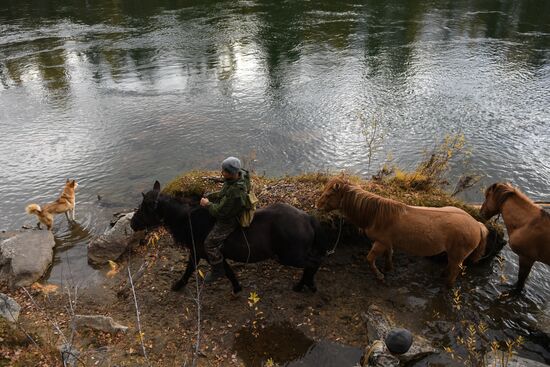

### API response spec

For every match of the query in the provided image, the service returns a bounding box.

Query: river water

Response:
[1,0,549,364]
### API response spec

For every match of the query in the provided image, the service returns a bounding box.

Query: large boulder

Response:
[72,314,128,333]
[0,230,55,288]
[0,293,21,323]
[87,212,141,266]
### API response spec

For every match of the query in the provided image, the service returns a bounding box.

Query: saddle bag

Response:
[239,191,259,227]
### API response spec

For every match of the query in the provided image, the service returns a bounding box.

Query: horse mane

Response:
[488,182,535,210]
[340,182,407,230]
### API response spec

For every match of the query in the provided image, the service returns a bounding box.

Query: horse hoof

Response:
[292,283,304,292]
[230,291,241,299]
[171,282,185,292]
[376,273,385,281]
[233,286,243,295]
[307,284,317,293]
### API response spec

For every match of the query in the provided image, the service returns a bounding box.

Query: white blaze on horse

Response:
[480,182,550,291]
[317,177,489,287]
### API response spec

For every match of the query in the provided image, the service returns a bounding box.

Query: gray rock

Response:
[398,334,437,364]
[73,314,128,333]
[0,230,55,288]
[59,343,80,367]
[0,293,21,323]
[87,212,141,266]
[538,307,550,335]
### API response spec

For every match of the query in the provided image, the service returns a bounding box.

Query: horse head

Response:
[131,180,163,232]
[480,182,514,220]
[317,177,348,211]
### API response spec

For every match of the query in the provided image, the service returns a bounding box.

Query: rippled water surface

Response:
[1,0,549,364]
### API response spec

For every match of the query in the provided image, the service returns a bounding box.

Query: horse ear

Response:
[153,181,161,191]
[333,183,340,190]
[142,192,146,198]
[66,178,70,183]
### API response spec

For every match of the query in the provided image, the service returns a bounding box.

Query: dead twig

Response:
[128,264,150,365]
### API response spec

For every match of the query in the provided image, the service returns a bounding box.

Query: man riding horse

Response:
[199,156,251,283]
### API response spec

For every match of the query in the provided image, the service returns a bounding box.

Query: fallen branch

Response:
[117,261,149,297]
[128,264,150,365]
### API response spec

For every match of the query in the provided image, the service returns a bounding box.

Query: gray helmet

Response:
[384,328,413,355]
[221,156,241,174]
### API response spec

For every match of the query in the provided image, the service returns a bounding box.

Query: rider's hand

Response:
[200,198,210,207]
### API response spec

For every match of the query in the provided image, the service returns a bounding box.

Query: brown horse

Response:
[480,182,550,291]
[317,177,489,287]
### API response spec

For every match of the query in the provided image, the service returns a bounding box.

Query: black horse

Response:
[130,181,328,294]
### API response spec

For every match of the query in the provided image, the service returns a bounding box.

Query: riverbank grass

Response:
[162,170,484,220]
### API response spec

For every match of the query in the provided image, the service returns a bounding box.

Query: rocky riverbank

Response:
[3,171,537,367]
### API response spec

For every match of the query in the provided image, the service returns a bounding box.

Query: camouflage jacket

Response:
[206,170,250,222]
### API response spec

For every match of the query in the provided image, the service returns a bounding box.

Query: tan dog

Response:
[26,179,78,230]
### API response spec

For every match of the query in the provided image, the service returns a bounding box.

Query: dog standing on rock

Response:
[26,179,78,230]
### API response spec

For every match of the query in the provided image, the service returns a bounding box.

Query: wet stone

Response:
[0,229,55,288]
[0,293,21,323]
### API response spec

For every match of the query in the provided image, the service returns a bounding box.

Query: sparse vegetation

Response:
[445,287,525,367]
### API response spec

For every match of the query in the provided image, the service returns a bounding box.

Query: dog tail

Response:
[26,203,42,215]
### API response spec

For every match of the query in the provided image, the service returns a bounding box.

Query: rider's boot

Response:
[204,262,225,283]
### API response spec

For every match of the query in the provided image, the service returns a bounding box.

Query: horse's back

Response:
[223,203,319,266]
[388,205,483,256]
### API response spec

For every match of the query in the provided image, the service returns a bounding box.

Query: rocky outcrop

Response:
[87,213,142,266]
[0,293,21,323]
[0,230,55,288]
[73,314,128,333]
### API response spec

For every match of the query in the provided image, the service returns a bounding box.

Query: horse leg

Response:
[222,260,242,295]
[367,241,387,280]
[293,265,319,293]
[514,256,534,291]
[172,252,197,291]
[384,247,394,272]
[445,258,462,288]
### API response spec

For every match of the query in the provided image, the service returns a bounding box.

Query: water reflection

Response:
[0,0,549,362]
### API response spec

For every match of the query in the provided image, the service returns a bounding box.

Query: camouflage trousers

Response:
[204,220,238,265]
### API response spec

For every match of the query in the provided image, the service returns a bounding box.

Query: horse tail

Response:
[309,216,329,257]
[470,222,489,263]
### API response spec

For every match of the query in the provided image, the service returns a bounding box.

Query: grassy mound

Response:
[163,171,482,219]
[161,170,504,253]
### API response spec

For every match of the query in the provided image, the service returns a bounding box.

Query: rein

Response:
[186,211,200,269]
[240,227,251,265]
[327,216,343,256]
